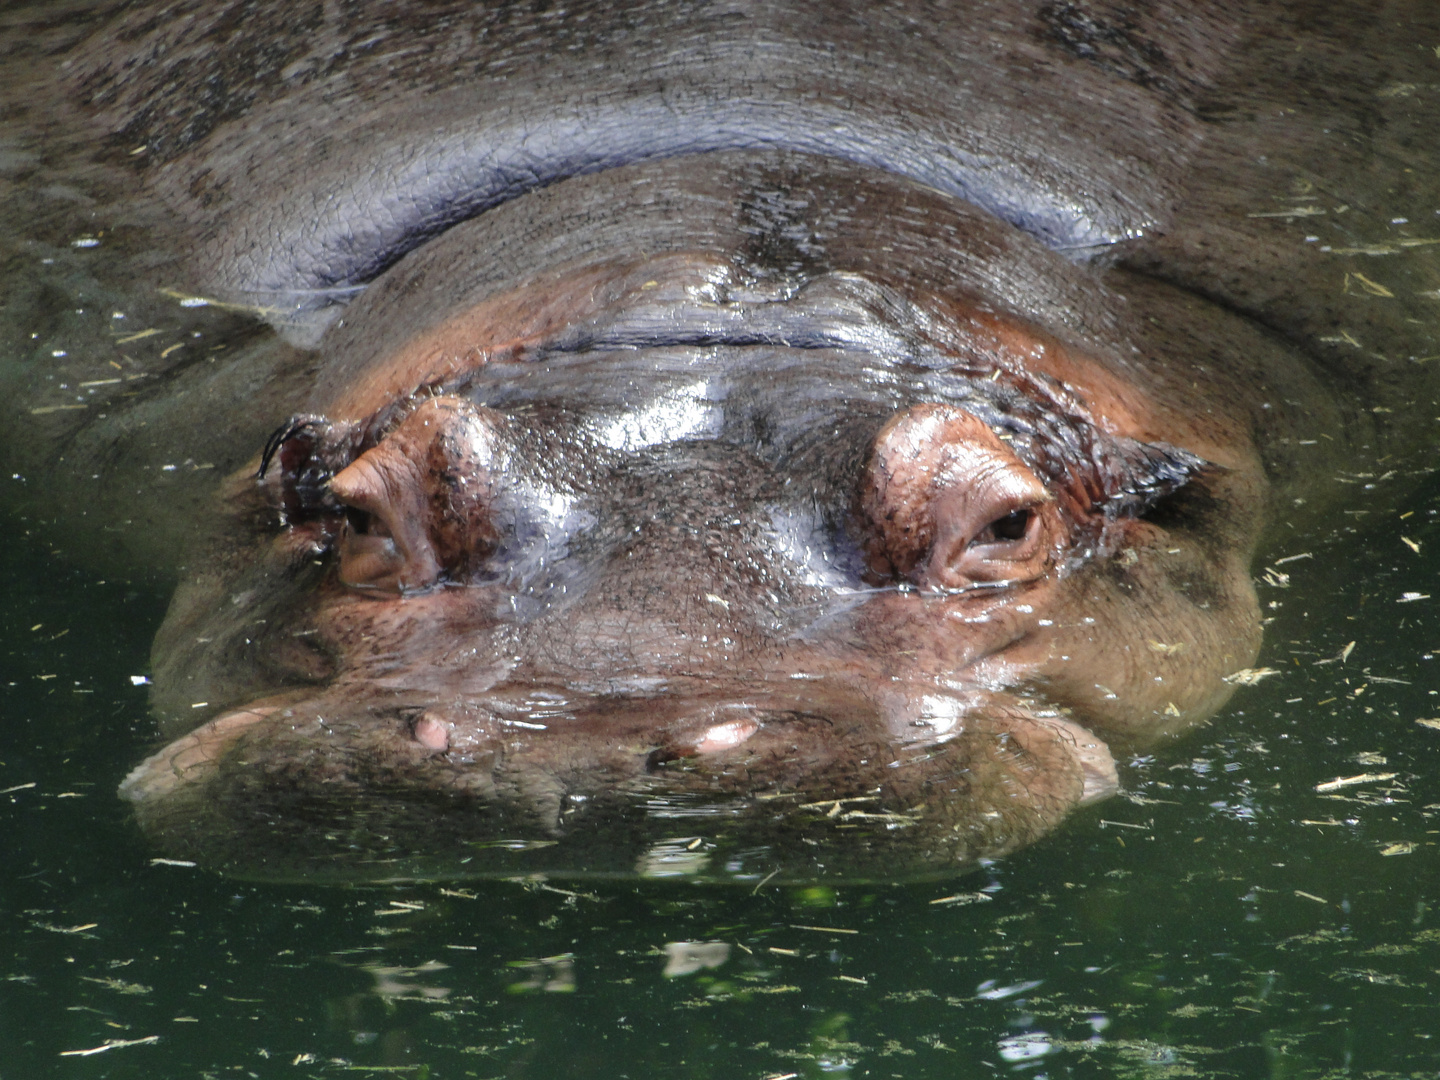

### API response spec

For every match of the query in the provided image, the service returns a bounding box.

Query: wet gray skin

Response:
[1,1,1436,882]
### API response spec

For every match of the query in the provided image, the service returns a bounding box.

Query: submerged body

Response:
[1,0,1434,881]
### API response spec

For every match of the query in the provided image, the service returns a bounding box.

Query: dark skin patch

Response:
[735,180,830,287]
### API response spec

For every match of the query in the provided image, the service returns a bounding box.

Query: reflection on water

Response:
[2,480,1438,1077]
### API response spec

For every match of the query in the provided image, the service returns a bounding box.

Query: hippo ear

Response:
[1091,433,1213,518]
[257,414,361,525]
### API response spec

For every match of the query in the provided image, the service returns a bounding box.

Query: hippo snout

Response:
[121,674,1117,883]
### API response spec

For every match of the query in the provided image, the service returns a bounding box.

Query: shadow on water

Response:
[2,479,1438,1078]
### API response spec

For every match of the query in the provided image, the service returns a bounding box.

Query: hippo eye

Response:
[979,507,1034,545]
[930,488,1051,586]
[326,396,504,596]
[862,404,1062,591]
[329,434,443,594]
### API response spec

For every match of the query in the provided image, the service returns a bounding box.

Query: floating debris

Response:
[1247,206,1327,218]
[930,892,994,906]
[837,809,920,825]
[34,921,98,935]
[799,795,879,811]
[1416,718,1440,732]
[1224,667,1282,686]
[29,404,88,415]
[1398,592,1430,603]
[473,840,558,853]
[158,287,287,317]
[1379,841,1417,856]
[378,900,425,913]
[663,940,730,978]
[1346,271,1395,297]
[80,975,152,995]
[1315,772,1398,793]
[59,1036,159,1057]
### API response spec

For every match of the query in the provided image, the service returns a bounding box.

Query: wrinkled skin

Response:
[2,0,1436,882]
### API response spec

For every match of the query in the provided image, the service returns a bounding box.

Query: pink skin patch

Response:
[412,715,450,751]
[691,717,759,755]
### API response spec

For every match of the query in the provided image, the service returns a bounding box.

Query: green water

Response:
[4,473,1438,1078]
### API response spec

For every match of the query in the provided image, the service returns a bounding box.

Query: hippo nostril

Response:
[649,706,764,770]
[862,404,1059,589]
[411,713,450,751]
[329,436,442,593]
[692,717,759,754]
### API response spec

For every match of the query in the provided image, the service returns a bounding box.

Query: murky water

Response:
[4,473,1438,1077]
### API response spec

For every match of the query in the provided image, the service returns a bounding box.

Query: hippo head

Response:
[120,155,1264,883]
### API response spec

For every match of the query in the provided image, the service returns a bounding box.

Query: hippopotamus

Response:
[2,0,1436,882]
